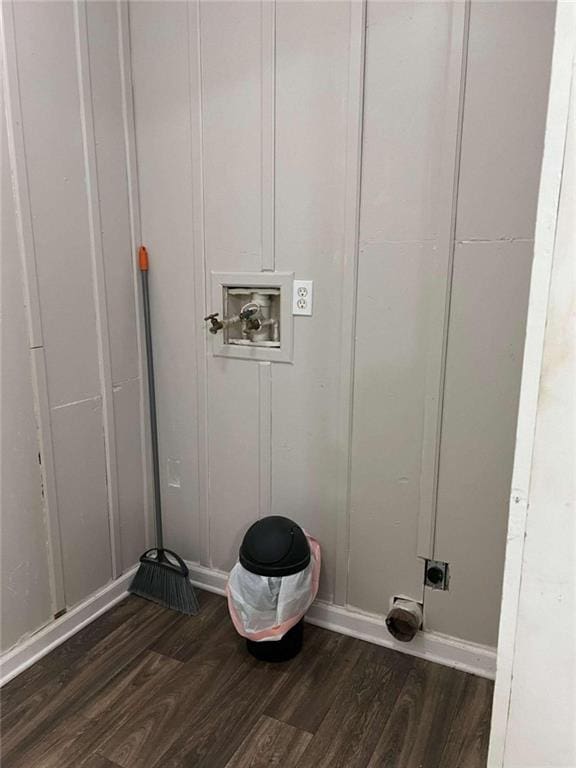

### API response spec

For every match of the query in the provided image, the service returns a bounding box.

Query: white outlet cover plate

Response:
[293,280,313,316]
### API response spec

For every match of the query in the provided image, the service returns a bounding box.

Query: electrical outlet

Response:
[292,280,313,316]
[424,559,449,590]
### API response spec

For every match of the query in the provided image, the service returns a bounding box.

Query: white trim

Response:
[487,5,576,766]
[1,561,495,687]
[185,562,495,679]
[0,567,138,688]
[187,562,229,595]
[306,601,495,680]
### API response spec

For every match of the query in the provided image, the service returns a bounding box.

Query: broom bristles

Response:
[129,560,200,615]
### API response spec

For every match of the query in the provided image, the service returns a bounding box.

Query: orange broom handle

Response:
[139,245,149,272]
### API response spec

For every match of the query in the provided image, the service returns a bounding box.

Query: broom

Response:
[129,246,200,616]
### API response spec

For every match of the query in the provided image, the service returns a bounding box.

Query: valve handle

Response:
[204,312,224,334]
[239,302,260,321]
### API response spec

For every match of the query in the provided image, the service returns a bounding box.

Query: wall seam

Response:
[257,362,273,519]
[416,0,471,561]
[260,0,276,272]
[257,0,275,529]
[74,0,122,577]
[187,0,211,567]
[334,0,367,607]
[117,0,152,552]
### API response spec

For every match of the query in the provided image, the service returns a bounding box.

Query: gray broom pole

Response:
[139,246,163,551]
[130,247,198,614]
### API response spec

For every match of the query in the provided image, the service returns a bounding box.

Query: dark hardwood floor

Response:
[0,591,493,768]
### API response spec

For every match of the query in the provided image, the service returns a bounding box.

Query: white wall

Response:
[1,0,147,653]
[0,0,556,664]
[489,4,576,764]
[424,0,556,645]
[1,106,53,651]
[129,0,555,650]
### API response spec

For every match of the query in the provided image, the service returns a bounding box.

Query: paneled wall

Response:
[2,108,53,651]
[425,1,556,645]
[129,0,554,648]
[349,1,463,617]
[2,0,555,657]
[1,0,147,651]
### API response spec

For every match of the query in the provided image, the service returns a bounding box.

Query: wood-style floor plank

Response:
[366,658,469,768]
[2,709,92,768]
[95,603,283,767]
[1,598,180,765]
[438,674,494,768]
[78,624,238,768]
[0,591,494,768]
[224,715,312,768]
[9,651,184,768]
[0,596,143,718]
[132,645,289,768]
[80,756,122,768]
[150,590,226,662]
[265,626,363,733]
[295,642,414,768]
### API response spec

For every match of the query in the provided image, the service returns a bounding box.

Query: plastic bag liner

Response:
[227,534,321,642]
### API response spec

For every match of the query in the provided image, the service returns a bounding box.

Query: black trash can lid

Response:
[240,516,310,577]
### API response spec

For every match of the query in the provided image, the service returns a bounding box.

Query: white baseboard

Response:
[305,601,496,679]
[1,561,495,687]
[0,566,137,687]
[188,562,230,595]
[186,562,496,680]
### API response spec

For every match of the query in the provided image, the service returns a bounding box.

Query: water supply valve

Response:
[204,288,280,347]
[204,312,224,334]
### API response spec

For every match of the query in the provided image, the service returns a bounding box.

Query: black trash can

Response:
[239,515,310,662]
